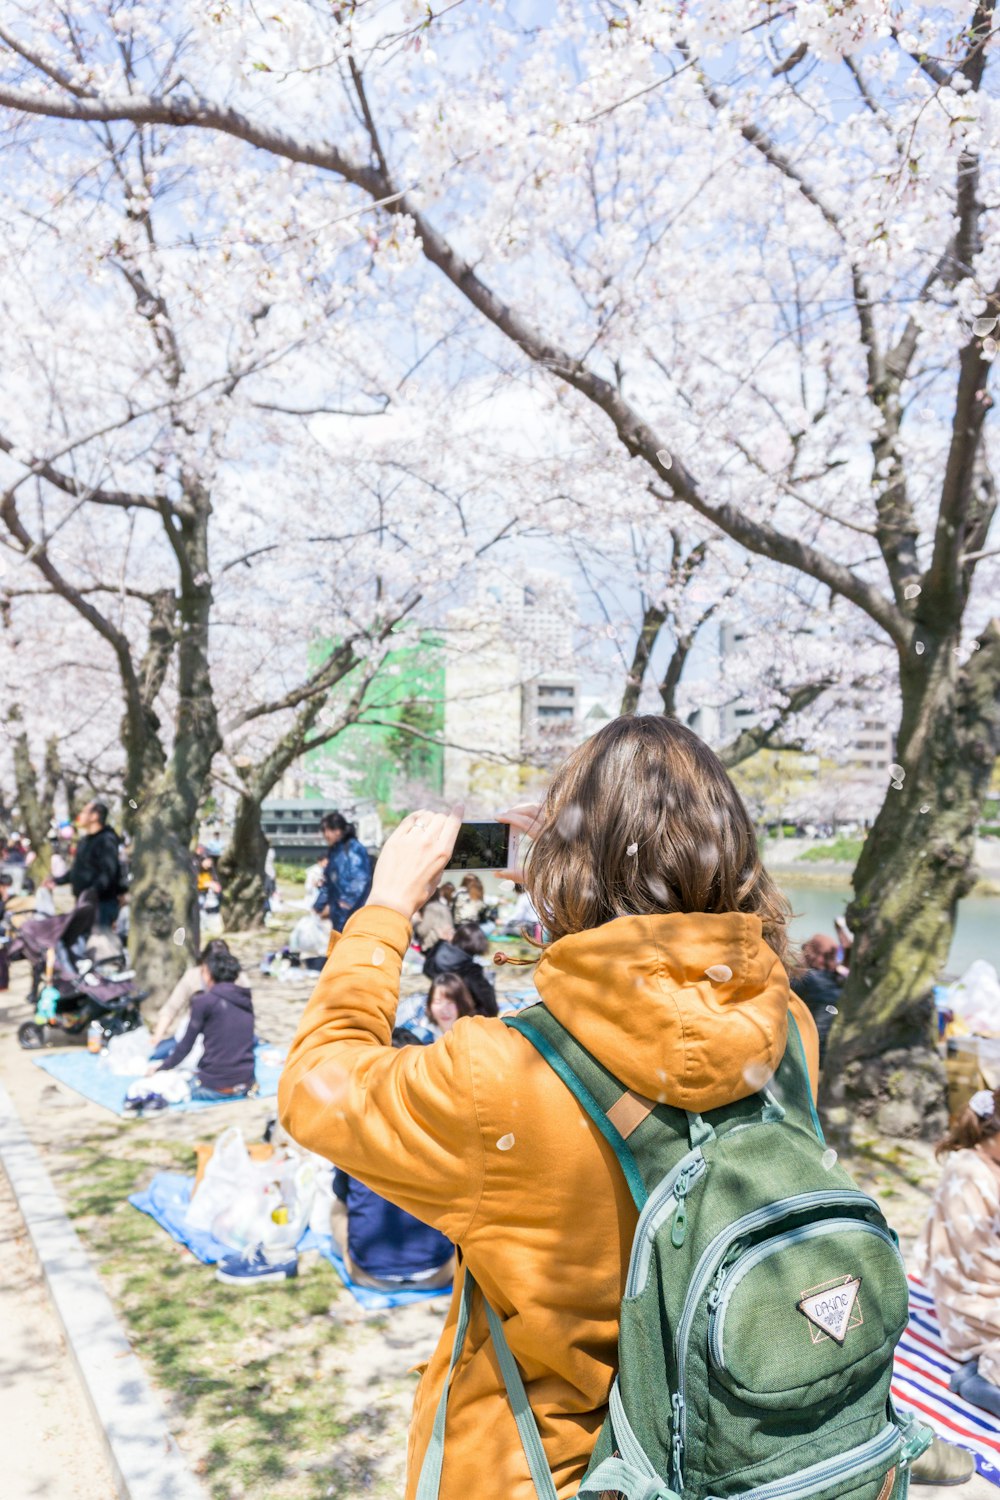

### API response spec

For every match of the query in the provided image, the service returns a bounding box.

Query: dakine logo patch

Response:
[797,1275,863,1345]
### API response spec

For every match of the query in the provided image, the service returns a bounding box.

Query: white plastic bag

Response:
[104,1024,152,1075]
[186,1127,322,1250]
[948,960,1000,1038]
[289,912,329,956]
[187,1126,258,1233]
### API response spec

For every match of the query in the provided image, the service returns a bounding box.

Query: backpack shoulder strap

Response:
[773,1011,826,1145]
[506,1004,710,1210]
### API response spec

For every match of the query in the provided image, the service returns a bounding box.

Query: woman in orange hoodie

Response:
[279,716,819,1499]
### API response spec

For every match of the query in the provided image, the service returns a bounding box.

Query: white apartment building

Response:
[443,577,580,807]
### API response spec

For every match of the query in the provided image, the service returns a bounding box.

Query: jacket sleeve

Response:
[159,993,207,1071]
[278,907,486,1243]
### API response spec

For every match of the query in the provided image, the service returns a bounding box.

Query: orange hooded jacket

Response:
[278,904,820,1500]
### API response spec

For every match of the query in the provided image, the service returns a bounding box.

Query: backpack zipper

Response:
[708,1217,903,1372]
[625,1151,706,1297]
[703,1420,902,1500]
[670,1164,699,1248]
[671,1188,885,1486]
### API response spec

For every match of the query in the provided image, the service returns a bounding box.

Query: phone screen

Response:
[451,821,509,870]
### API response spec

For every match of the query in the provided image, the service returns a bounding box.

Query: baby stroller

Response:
[5,890,147,1049]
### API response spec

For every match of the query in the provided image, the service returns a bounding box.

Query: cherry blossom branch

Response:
[0,76,909,648]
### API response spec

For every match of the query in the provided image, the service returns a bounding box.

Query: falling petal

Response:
[891,779,903,790]
[889,763,905,781]
[304,1063,349,1106]
[656,448,673,469]
[128,798,138,808]
[371,946,385,966]
[626,841,638,856]
[973,315,997,336]
[919,804,930,814]
[742,1061,772,1089]
[556,804,584,841]
[971,641,981,651]
[904,583,921,599]
[173,927,186,945]
[705,964,733,983]
[915,641,925,655]
[825,1005,839,1016]
[984,337,998,357]
[496,1133,516,1151]
[821,1148,838,1171]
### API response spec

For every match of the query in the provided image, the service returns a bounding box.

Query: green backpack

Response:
[417,1003,932,1500]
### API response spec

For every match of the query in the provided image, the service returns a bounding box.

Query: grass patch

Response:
[275,862,307,885]
[62,1131,361,1499]
[796,836,864,864]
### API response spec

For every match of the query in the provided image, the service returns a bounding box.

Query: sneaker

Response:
[215,1244,298,1285]
[910,1437,975,1486]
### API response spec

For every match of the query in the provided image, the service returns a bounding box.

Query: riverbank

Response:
[764,837,1000,899]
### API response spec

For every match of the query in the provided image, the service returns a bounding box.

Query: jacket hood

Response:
[212,982,253,1012]
[533,911,791,1113]
[426,942,476,974]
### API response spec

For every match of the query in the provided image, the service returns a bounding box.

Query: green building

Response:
[304,633,445,817]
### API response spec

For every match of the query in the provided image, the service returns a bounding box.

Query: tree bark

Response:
[619,602,668,715]
[822,621,1000,1139]
[129,492,221,1011]
[218,785,271,932]
[8,709,56,880]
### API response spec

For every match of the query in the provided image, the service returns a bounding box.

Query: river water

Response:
[779,879,999,981]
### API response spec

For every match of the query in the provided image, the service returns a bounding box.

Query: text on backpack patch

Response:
[797,1275,863,1345]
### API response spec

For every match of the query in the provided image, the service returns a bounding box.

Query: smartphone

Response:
[450,820,519,871]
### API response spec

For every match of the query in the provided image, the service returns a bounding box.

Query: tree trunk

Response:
[9,712,56,880]
[821,622,1000,1140]
[129,493,221,1011]
[218,787,270,931]
[129,789,205,1011]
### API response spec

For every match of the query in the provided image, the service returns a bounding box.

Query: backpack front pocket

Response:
[708,1219,908,1410]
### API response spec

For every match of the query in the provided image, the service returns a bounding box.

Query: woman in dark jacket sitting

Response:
[422,920,498,1017]
[151,946,256,1101]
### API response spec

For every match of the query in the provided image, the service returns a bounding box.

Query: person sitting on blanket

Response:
[148,938,251,1058]
[148,946,257,1102]
[330,1028,455,1291]
[916,1085,1000,1420]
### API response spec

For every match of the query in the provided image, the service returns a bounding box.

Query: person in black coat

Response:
[422,921,498,1017]
[789,933,843,1069]
[47,801,122,928]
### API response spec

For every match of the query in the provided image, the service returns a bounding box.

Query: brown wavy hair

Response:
[523,715,790,960]
[936,1087,1000,1157]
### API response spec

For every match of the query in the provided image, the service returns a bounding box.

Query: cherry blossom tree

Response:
[2,3,1000,1130]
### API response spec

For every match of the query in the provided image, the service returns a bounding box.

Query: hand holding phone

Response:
[494,803,545,883]
[368,807,463,921]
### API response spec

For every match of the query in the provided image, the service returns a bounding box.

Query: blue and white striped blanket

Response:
[893,1275,1000,1486]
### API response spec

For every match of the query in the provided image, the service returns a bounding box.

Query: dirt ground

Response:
[0,1167,117,1500]
[0,903,992,1499]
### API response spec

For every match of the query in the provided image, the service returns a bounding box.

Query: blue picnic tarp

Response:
[130,1171,452,1311]
[33,1043,285,1117]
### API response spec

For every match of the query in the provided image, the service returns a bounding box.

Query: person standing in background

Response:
[313,812,372,932]
[46,800,122,929]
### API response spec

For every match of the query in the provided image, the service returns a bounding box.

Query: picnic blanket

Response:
[893,1274,1000,1486]
[34,1043,285,1117]
[130,1171,452,1311]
